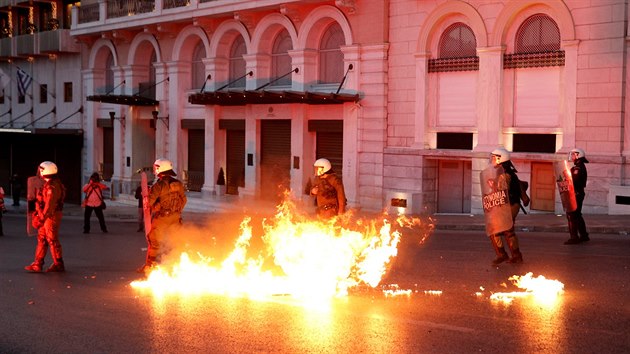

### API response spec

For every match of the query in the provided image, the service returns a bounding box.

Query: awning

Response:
[188,90,361,106]
[86,94,158,106]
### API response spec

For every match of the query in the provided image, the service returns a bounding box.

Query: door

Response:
[102,127,113,181]
[316,131,343,174]
[437,160,471,213]
[226,129,245,195]
[187,129,205,192]
[260,120,291,201]
[531,162,554,211]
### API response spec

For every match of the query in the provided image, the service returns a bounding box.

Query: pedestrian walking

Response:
[564,148,590,244]
[9,173,22,206]
[134,183,144,232]
[137,158,187,275]
[0,186,6,236]
[82,172,109,234]
[309,158,346,219]
[24,161,67,273]
[484,148,524,265]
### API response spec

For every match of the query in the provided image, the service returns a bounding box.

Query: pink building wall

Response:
[385,0,629,214]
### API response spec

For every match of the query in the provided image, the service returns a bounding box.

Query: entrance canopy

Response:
[86,94,158,106]
[188,90,360,106]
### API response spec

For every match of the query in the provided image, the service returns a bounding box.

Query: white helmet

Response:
[39,161,58,176]
[491,148,511,164]
[569,148,586,160]
[314,158,332,176]
[153,158,174,175]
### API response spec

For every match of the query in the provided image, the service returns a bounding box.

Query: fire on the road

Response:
[131,199,430,300]
[489,272,565,305]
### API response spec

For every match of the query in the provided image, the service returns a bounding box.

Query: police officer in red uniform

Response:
[25,161,66,272]
[564,148,590,244]
[488,148,524,265]
[137,158,187,274]
[310,158,346,219]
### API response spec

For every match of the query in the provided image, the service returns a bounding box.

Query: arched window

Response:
[438,23,476,58]
[515,14,560,53]
[229,36,246,88]
[105,52,114,93]
[271,30,292,87]
[509,14,562,129]
[191,42,206,90]
[319,23,344,84]
[139,50,157,99]
[432,22,478,128]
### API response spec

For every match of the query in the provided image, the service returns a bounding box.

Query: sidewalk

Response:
[3,196,628,235]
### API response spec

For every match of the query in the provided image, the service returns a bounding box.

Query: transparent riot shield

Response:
[26,175,44,236]
[480,165,513,236]
[554,160,577,213]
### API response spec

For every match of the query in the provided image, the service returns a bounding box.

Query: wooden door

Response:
[531,162,554,211]
[438,160,471,213]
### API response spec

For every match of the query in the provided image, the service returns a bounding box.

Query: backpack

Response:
[519,180,530,207]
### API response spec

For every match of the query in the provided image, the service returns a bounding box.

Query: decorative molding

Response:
[280,5,301,23]
[335,0,356,14]
[234,12,255,30]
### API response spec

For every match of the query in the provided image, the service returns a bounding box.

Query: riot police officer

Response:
[564,148,590,244]
[488,148,524,264]
[310,158,346,219]
[137,158,187,274]
[25,161,66,272]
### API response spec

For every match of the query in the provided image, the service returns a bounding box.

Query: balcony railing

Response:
[38,29,80,54]
[15,34,34,56]
[164,0,189,10]
[79,3,100,24]
[108,0,155,19]
[0,37,13,57]
[75,0,232,26]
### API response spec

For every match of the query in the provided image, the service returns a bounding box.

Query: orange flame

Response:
[489,272,564,305]
[131,199,430,301]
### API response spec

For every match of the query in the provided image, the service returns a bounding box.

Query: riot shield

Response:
[26,175,45,236]
[480,165,513,236]
[554,160,577,213]
[141,171,152,235]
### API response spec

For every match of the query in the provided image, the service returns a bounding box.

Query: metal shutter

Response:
[316,131,343,174]
[260,120,291,200]
[102,127,114,181]
[226,129,245,195]
[187,129,205,192]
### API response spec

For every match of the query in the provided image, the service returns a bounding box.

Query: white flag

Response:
[17,67,32,97]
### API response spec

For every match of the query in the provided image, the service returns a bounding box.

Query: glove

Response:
[32,213,44,229]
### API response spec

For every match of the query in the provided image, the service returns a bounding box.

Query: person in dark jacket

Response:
[9,173,22,206]
[488,148,524,265]
[309,158,346,219]
[564,148,590,244]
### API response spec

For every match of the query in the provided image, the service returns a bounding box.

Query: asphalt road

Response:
[0,211,628,353]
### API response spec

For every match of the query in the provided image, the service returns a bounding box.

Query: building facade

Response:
[2,0,628,215]
[0,0,83,203]
[384,0,630,215]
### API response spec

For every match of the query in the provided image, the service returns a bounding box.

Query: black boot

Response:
[508,248,523,263]
[46,259,65,272]
[505,232,523,264]
[577,217,589,242]
[490,235,509,265]
[564,215,581,245]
